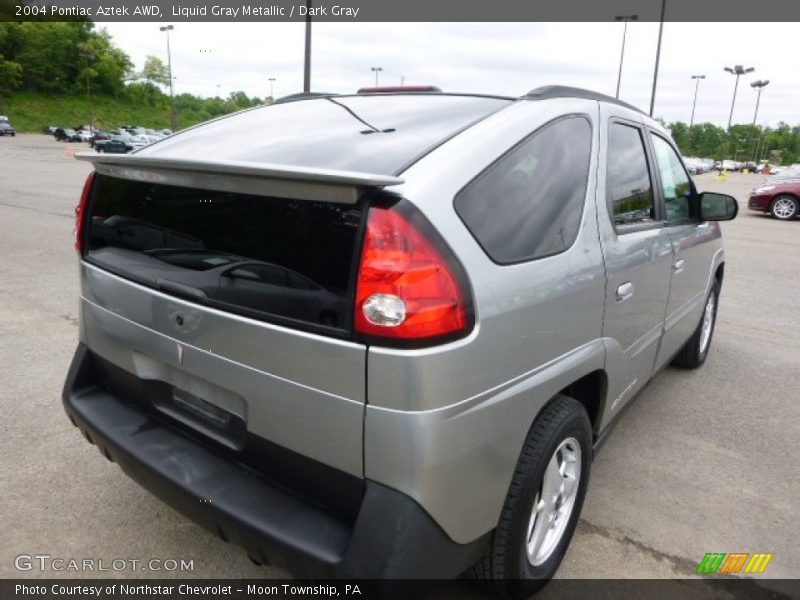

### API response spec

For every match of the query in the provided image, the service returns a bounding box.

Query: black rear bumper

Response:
[62,343,488,579]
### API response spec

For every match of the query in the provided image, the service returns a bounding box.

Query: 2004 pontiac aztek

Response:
[63,86,737,595]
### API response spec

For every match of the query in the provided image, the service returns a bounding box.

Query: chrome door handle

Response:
[616,282,634,302]
[673,259,685,274]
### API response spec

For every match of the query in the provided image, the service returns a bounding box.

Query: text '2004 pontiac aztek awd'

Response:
[63,86,737,596]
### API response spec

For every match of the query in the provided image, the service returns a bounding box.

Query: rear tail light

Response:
[74,171,96,254]
[354,199,473,346]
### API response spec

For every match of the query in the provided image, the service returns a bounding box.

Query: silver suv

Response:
[63,86,737,593]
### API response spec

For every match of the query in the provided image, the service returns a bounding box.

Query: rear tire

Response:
[672,280,719,369]
[770,195,798,220]
[471,395,592,598]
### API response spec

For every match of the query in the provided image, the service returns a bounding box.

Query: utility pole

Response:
[268,77,276,101]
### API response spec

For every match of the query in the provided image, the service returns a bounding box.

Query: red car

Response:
[748,179,800,220]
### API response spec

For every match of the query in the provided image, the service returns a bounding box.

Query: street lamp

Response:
[159,25,177,132]
[649,0,666,117]
[268,77,276,100]
[304,0,312,92]
[79,51,95,133]
[723,64,754,130]
[614,14,638,99]
[371,66,383,87]
[689,74,705,128]
[750,79,769,126]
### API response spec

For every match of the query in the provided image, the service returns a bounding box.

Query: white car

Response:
[128,135,150,150]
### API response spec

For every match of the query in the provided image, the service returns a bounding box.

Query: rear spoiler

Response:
[74,153,403,204]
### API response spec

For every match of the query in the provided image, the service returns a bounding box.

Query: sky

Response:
[101,22,800,128]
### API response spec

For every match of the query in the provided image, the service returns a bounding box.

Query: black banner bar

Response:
[3,0,800,22]
[3,579,800,600]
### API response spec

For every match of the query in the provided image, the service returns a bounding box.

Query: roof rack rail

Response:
[524,85,645,115]
[357,85,442,94]
[273,92,338,104]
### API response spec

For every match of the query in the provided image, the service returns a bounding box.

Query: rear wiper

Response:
[156,279,208,302]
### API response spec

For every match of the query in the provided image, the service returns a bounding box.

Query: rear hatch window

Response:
[86,175,363,336]
[145,94,513,175]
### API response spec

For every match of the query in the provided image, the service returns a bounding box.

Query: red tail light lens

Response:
[74,171,96,254]
[355,200,473,345]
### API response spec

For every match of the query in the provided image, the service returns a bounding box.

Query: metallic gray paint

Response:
[80,263,366,477]
[75,152,403,204]
[74,95,726,546]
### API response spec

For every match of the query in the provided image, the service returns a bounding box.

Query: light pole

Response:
[724,64,754,130]
[750,79,769,126]
[371,67,383,87]
[303,0,312,92]
[749,80,769,163]
[79,51,95,133]
[649,0,666,117]
[268,77,276,100]
[614,14,638,99]
[689,74,705,128]
[159,25,177,132]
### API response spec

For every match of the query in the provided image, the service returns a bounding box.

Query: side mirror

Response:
[698,192,738,221]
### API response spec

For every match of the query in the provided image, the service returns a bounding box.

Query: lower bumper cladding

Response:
[62,343,488,580]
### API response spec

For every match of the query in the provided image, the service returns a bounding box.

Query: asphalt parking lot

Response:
[1,135,798,591]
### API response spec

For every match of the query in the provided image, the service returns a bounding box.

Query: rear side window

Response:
[607,123,657,230]
[86,176,364,335]
[455,116,592,264]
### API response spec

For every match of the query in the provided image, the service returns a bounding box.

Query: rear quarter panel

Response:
[364,99,608,543]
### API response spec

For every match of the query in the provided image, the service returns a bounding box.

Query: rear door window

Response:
[454,116,592,264]
[86,175,364,335]
[607,123,658,231]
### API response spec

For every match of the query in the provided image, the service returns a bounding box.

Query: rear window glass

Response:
[143,94,512,175]
[455,116,592,264]
[86,175,364,335]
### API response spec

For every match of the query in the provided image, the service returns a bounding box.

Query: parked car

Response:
[128,134,151,150]
[89,130,111,147]
[716,159,741,171]
[0,121,15,136]
[64,86,736,591]
[748,179,800,220]
[43,126,58,135]
[54,128,79,142]
[71,130,94,142]
[94,134,135,154]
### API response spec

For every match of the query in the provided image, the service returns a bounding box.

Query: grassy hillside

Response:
[0,93,239,132]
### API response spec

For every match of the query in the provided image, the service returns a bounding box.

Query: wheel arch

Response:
[557,369,608,437]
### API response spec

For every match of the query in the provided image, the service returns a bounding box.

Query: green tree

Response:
[0,53,22,96]
[140,55,169,88]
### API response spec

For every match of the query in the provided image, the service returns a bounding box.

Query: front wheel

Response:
[472,395,592,597]
[770,195,798,220]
